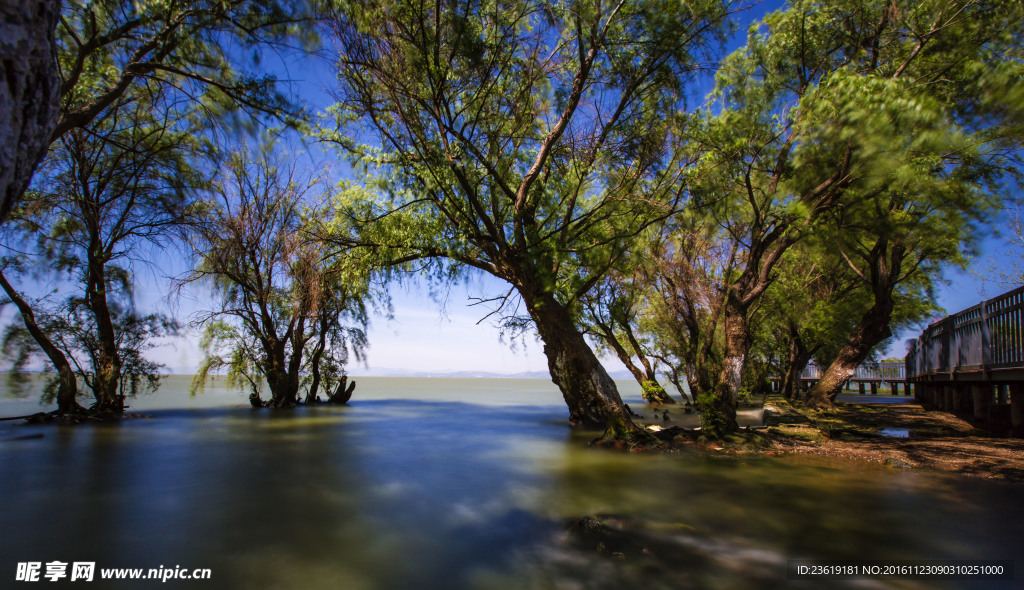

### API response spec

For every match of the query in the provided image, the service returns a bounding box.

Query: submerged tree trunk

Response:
[87,263,124,414]
[0,270,84,415]
[520,284,651,444]
[804,297,895,408]
[0,0,61,224]
[326,375,355,404]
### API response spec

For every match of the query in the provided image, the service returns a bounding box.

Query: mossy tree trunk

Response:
[701,295,748,436]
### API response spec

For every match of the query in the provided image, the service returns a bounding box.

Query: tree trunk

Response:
[0,270,84,415]
[327,375,355,404]
[622,321,675,405]
[804,296,895,408]
[306,342,325,404]
[702,298,747,436]
[282,325,305,406]
[0,0,61,224]
[594,320,675,405]
[86,255,124,414]
[519,284,651,444]
[782,329,813,400]
[262,338,289,407]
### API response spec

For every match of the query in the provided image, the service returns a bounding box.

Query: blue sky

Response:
[4,0,1020,378]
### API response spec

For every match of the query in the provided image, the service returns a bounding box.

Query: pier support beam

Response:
[972,384,991,421]
[1012,385,1024,438]
[998,384,1009,405]
[944,385,955,412]
[870,382,878,395]
[955,386,972,414]
[858,382,865,395]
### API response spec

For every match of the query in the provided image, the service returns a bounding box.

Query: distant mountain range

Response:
[160,366,634,380]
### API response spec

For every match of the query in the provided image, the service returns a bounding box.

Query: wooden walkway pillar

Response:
[1011,384,1024,437]
[956,385,972,413]
[870,382,877,395]
[972,384,991,421]
[998,384,1009,405]
[944,385,955,411]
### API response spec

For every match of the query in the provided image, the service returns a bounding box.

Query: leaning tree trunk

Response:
[622,322,675,405]
[0,270,85,415]
[804,297,895,409]
[0,0,61,224]
[703,298,748,437]
[520,285,652,444]
[594,321,675,405]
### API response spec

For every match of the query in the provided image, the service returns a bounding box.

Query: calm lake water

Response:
[1,376,1021,589]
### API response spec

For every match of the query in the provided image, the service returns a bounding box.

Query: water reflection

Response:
[1,397,1021,589]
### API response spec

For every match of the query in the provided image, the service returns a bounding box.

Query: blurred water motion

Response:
[0,379,1020,589]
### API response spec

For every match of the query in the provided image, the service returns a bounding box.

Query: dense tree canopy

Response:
[322,0,730,442]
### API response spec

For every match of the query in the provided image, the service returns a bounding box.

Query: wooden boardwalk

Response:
[905,285,1024,436]
[770,361,909,395]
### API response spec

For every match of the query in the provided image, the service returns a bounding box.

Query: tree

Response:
[792,0,1024,406]
[682,0,1023,434]
[0,84,197,415]
[641,216,732,409]
[580,266,677,405]
[0,0,317,417]
[322,0,728,443]
[0,0,61,225]
[2,0,309,232]
[186,148,370,408]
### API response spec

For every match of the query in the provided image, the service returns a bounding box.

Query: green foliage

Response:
[185,146,373,406]
[640,380,668,403]
[0,75,201,410]
[322,0,730,322]
[53,0,312,140]
[671,0,1023,425]
[1,302,178,405]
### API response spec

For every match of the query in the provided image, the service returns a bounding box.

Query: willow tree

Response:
[323,0,727,442]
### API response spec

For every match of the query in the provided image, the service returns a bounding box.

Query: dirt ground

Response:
[750,399,1024,481]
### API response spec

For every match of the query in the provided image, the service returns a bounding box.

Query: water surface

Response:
[1,377,1020,589]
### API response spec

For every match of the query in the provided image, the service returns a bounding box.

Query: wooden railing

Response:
[799,361,905,381]
[906,285,1024,380]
